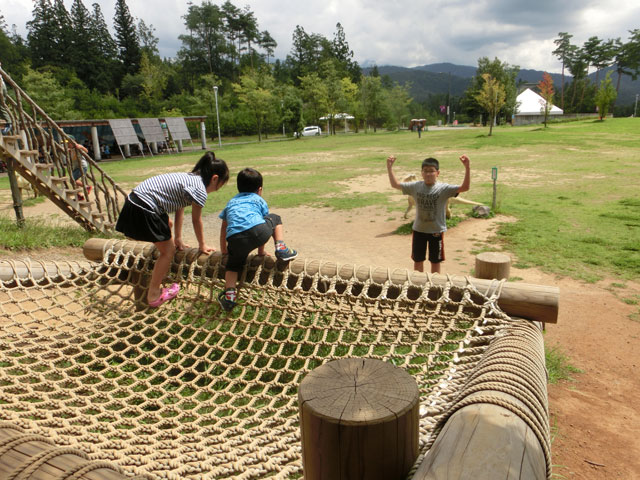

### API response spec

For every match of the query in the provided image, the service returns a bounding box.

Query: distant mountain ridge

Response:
[364,63,639,106]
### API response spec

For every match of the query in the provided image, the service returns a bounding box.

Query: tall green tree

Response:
[474,73,505,136]
[138,19,160,59]
[552,32,574,110]
[287,25,332,84]
[360,75,385,132]
[114,0,141,81]
[594,72,617,119]
[27,0,58,68]
[385,82,413,130]
[69,0,95,87]
[232,67,276,141]
[331,22,361,83]
[179,0,227,86]
[0,10,29,78]
[299,72,328,127]
[51,0,73,67]
[463,57,518,123]
[88,3,117,92]
[260,30,277,64]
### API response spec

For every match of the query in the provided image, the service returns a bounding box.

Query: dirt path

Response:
[2,189,640,479]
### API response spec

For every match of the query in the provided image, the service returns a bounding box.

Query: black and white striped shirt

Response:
[133,173,208,215]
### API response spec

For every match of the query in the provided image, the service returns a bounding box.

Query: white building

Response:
[514,88,563,125]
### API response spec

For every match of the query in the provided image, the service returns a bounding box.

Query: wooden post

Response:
[491,167,498,211]
[5,157,25,227]
[299,358,419,480]
[91,125,101,161]
[475,252,511,280]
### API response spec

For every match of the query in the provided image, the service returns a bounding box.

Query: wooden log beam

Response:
[0,259,93,285]
[411,321,549,480]
[411,398,547,480]
[82,238,559,323]
[299,358,419,480]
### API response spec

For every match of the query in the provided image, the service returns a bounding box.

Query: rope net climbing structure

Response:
[0,241,550,479]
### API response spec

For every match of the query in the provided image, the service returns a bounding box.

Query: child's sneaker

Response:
[217,289,237,312]
[275,243,298,261]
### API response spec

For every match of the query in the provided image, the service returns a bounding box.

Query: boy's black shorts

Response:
[411,231,445,264]
[226,214,282,272]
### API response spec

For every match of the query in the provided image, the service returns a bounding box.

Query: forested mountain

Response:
[1,1,639,135]
[366,64,639,106]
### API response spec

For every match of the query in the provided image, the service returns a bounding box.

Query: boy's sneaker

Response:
[217,289,237,312]
[275,243,298,262]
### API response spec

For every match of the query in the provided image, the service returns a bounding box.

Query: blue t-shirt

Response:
[219,192,269,238]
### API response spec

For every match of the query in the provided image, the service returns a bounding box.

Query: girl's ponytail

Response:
[193,151,229,187]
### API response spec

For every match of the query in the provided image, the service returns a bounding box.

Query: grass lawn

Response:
[1,118,639,282]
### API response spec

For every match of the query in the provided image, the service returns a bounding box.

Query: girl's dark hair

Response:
[192,151,229,187]
[237,168,263,193]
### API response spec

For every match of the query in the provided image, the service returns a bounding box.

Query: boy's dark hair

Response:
[237,168,263,193]
[421,157,439,170]
[193,151,229,186]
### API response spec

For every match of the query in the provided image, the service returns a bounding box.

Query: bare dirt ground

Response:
[2,179,639,479]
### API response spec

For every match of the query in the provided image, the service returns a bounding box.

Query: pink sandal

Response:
[148,283,180,307]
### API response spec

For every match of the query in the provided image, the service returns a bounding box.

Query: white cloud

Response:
[3,0,640,72]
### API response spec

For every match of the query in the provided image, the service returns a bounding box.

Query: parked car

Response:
[301,126,321,136]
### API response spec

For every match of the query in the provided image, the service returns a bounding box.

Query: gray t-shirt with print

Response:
[401,181,460,234]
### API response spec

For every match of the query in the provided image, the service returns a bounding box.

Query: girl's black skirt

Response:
[115,192,171,243]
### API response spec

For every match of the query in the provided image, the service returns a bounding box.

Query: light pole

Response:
[635,94,639,118]
[213,86,222,148]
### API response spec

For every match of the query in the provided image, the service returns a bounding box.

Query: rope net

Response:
[0,242,550,479]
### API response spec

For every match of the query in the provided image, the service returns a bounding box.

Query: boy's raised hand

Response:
[459,154,470,167]
[386,155,396,169]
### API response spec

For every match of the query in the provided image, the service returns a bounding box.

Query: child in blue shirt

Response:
[218,168,297,311]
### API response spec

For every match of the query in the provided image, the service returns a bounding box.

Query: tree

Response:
[360,74,385,132]
[51,0,73,67]
[138,19,159,58]
[179,0,227,84]
[299,72,328,127]
[331,22,361,83]
[27,0,58,68]
[537,72,555,128]
[474,73,505,136]
[0,10,29,78]
[463,57,518,124]
[553,32,574,110]
[113,0,141,80]
[260,30,277,64]
[594,72,617,120]
[69,0,95,87]
[87,3,117,92]
[232,68,276,141]
[21,67,78,119]
[385,82,412,129]
[287,25,332,84]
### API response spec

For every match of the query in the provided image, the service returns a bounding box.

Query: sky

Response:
[3,0,640,73]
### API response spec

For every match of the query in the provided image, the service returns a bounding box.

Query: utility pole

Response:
[213,86,222,148]
[635,94,639,118]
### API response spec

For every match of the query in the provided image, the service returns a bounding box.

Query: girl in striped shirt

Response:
[116,151,229,307]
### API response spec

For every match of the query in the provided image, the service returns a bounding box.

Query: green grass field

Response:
[2,118,639,282]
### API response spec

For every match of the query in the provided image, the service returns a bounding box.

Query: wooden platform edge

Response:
[81,238,559,324]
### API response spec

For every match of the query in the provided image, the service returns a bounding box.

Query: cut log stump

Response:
[299,358,419,480]
[475,252,511,280]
